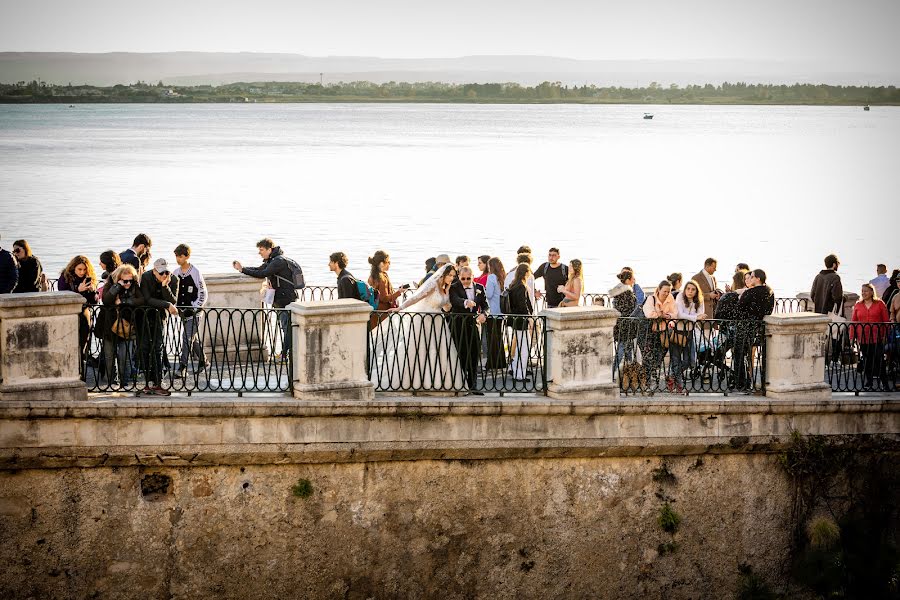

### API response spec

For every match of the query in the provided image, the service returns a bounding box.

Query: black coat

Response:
[337,270,358,300]
[140,271,178,322]
[12,256,42,293]
[99,280,144,340]
[449,281,489,315]
[506,283,533,330]
[0,249,17,294]
[738,285,775,321]
[241,246,298,308]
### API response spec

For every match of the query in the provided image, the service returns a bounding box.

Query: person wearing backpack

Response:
[329,252,359,299]
[533,247,569,308]
[233,238,300,358]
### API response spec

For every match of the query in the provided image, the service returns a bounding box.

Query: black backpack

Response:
[276,257,306,289]
[500,287,512,314]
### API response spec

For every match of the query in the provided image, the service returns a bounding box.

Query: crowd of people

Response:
[1,233,898,395]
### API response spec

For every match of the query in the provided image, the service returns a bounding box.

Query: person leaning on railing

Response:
[671,280,707,394]
[138,258,179,396]
[99,264,141,387]
[0,235,18,294]
[10,240,43,293]
[507,263,535,382]
[849,283,890,391]
[609,268,639,371]
[642,280,678,392]
[171,244,208,379]
[58,255,99,376]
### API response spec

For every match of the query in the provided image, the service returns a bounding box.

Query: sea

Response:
[1,103,897,297]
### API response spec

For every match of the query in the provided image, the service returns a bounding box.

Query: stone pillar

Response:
[842,292,859,319]
[290,299,374,401]
[542,306,619,400]
[763,312,831,400]
[202,273,268,361]
[0,292,87,402]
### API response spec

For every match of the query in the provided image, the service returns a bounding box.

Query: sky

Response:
[1,0,898,70]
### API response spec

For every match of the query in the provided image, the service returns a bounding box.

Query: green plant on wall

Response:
[291,478,314,499]
[658,503,681,534]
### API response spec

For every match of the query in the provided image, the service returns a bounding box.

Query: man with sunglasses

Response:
[0,234,18,294]
[449,266,489,395]
[138,257,178,396]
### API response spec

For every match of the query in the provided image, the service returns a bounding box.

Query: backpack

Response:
[276,257,306,289]
[500,288,512,315]
[355,280,379,310]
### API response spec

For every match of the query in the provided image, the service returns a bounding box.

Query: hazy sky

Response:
[1,0,898,68]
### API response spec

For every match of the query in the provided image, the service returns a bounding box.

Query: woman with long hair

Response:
[507,263,534,381]
[58,255,99,372]
[367,250,404,329]
[668,272,683,299]
[557,259,583,307]
[10,240,43,293]
[484,257,508,370]
[671,280,706,393]
[642,280,678,391]
[474,255,491,287]
[609,268,638,370]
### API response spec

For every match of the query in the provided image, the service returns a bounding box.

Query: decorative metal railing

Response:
[826,322,899,394]
[367,311,547,394]
[82,305,293,395]
[612,317,766,395]
[774,297,811,313]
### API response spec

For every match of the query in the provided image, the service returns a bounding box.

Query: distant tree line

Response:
[1,79,897,105]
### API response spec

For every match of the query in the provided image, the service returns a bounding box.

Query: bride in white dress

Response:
[369,264,466,391]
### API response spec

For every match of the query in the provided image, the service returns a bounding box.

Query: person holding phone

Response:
[137,258,178,396]
[368,250,405,329]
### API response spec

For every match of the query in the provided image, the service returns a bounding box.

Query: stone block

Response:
[764,312,832,400]
[542,307,620,400]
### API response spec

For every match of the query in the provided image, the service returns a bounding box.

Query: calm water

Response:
[1,103,897,296]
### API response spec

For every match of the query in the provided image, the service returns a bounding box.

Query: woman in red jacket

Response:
[849,283,890,390]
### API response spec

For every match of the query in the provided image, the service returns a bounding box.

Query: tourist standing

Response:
[120,234,152,275]
[448,266,488,394]
[691,258,720,319]
[849,284,890,391]
[233,238,300,358]
[0,235,17,294]
[58,255,99,372]
[505,253,536,313]
[368,250,405,328]
[329,252,358,299]
[11,240,43,293]
[171,244,208,379]
[623,266,646,307]
[484,257,508,370]
[138,258,178,395]
[99,264,141,387]
[533,248,569,309]
[883,270,900,311]
[671,281,706,394]
[810,254,843,315]
[98,250,122,291]
[557,259,583,307]
[474,255,491,287]
[609,268,638,370]
[642,281,678,391]
[734,269,775,390]
[870,264,890,299]
[507,263,534,382]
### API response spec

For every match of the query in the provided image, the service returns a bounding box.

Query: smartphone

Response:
[401,283,411,290]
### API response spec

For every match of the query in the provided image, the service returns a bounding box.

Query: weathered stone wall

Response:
[2,453,797,600]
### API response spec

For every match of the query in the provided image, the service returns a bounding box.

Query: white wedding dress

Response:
[369,265,465,391]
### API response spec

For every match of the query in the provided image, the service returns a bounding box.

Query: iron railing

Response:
[367,311,547,394]
[82,305,293,395]
[612,317,766,395]
[826,321,899,394]
[774,297,810,313]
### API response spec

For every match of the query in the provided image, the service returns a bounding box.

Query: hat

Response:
[153,258,169,274]
[435,254,450,265]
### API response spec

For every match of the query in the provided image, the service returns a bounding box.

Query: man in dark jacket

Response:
[0,235,18,294]
[120,233,152,275]
[810,254,843,315]
[233,238,299,357]
[449,266,489,394]
[328,252,359,299]
[138,258,178,396]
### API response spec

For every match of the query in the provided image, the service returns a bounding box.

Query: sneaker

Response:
[666,377,675,393]
[139,386,153,396]
[173,366,186,379]
[150,385,171,397]
[675,383,684,394]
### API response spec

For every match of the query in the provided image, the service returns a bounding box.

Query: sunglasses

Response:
[120,279,134,285]
[13,248,23,253]
[459,277,472,281]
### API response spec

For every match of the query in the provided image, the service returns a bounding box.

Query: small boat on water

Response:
[643,113,654,120]
[863,105,870,111]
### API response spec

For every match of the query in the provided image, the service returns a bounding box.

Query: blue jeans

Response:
[178,314,206,368]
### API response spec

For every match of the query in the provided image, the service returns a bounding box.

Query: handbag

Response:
[828,300,846,340]
[111,310,133,339]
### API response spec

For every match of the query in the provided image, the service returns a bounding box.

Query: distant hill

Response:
[1,52,896,87]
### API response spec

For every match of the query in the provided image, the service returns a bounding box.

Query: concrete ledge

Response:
[1,394,897,469]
